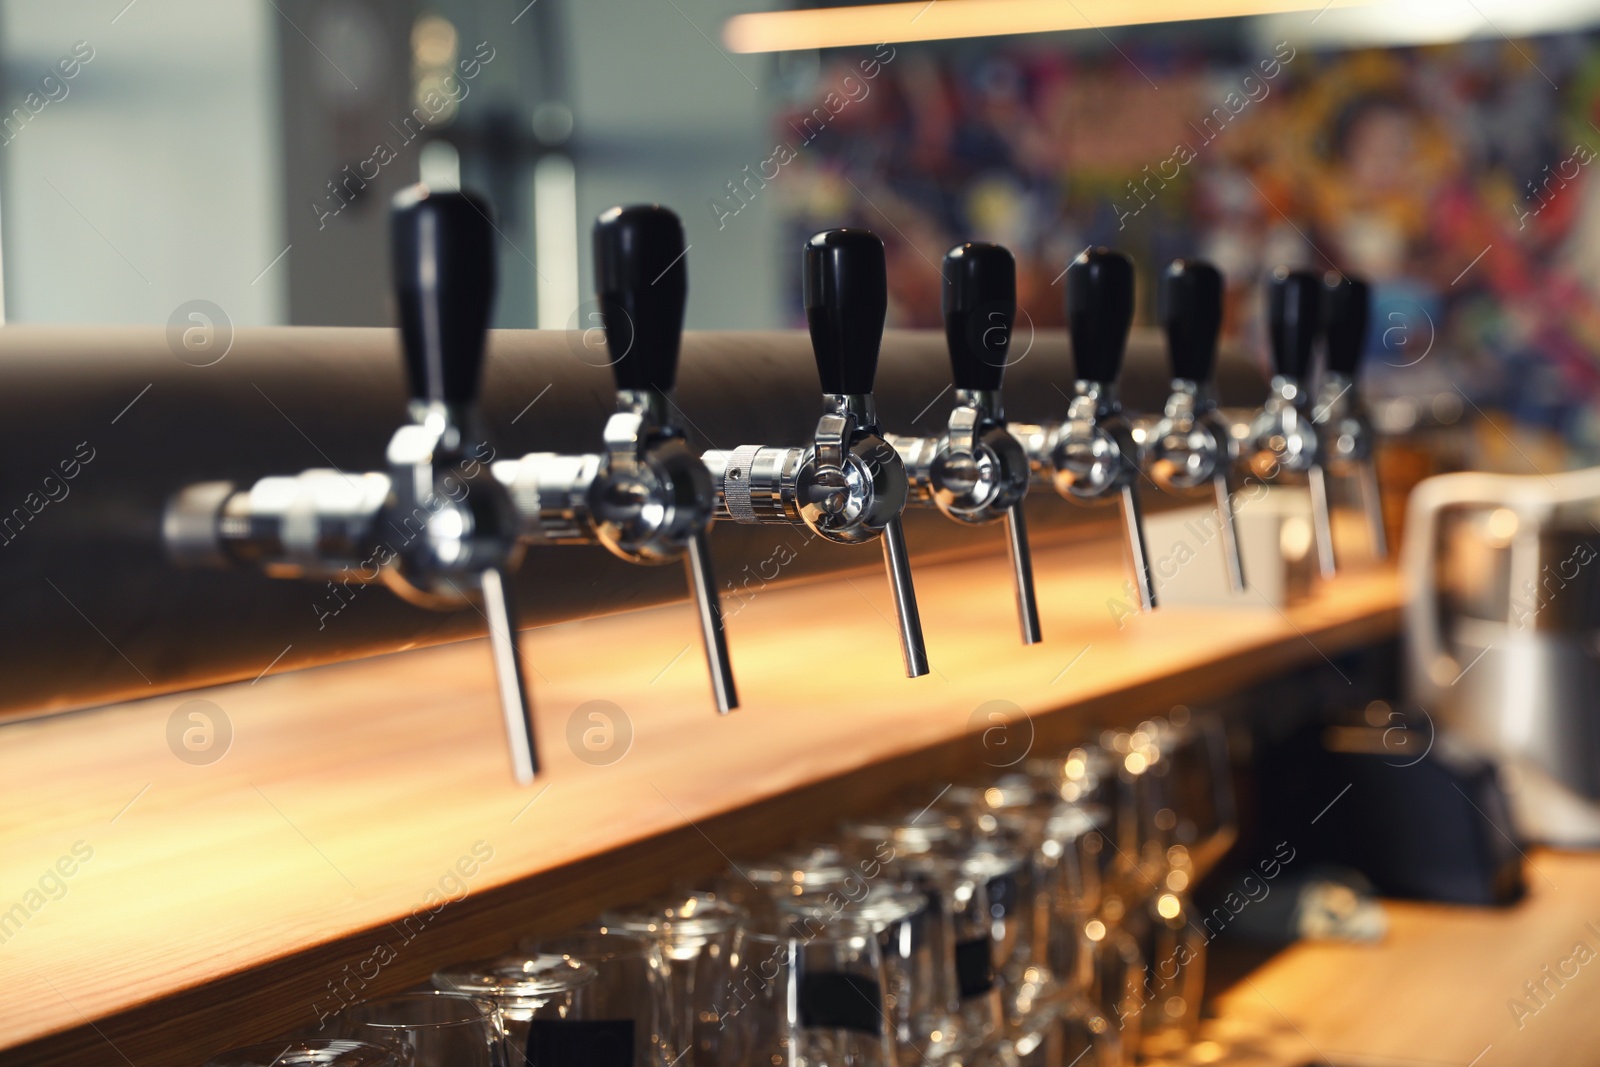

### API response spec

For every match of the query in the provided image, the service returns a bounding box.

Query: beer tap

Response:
[701,228,929,677]
[163,186,540,782]
[885,242,1042,644]
[1145,259,1247,593]
[1031,248,1159,612]
[1245,267,1337,578]
[1314,271,1387,560]
[492,205,738,713]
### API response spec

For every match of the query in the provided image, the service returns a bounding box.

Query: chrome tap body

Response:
[885,242,1040,643]
[1245,267,1337,578]
[492,206,737,713]
[702,228,929,677]
[1145,259,1247,591]
[1313,272,1387,560]
[164,187,540,783]
[1024,248,1158,611]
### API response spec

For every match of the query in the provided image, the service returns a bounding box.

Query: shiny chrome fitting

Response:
[492,452,601,544]
[703,445,805,524]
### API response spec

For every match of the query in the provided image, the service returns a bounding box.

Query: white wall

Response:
[0,0,282,325]
[564,0,784,329]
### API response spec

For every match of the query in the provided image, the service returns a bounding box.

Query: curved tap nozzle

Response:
[1047,248,1157,611]
[1247,266,1335,577]
[889,241,1040,643]
[1315,271,1387,560]
[164,185,541,784]
[703,228,928,678]
[1146,259,1246,593]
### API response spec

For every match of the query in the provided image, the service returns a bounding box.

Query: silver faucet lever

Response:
[1149,258,1247,593]
[165,186,542,784]
[1317,271,1387,561]
[494,206,740,714]
[704,228,929,678]
[887,241,1041,644]
[1049,247,1159,610]
[1248,266,1337,579]
[480,566,538,783]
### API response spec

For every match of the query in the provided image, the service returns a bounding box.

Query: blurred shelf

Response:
[0,538,1401,1066]
[1195,849,1600,1067]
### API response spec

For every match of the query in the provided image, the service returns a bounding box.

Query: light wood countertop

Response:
[1180,850,1600,1067]
[0,539,1401,1065]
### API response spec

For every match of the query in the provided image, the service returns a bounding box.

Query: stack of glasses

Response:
[205,709,1234,1067]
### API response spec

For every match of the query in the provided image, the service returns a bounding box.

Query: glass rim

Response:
[201,1039,400,1067]
[535,926,659,963]
[780,884,925,927]
[737,843,857,888]
[433,955,598,1001]
[1045,803,1104,839]
[741,911,883,945]
[946,776,1044,812]
[603,890,746,939]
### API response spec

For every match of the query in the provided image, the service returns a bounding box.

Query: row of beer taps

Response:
[163,186,1385,785]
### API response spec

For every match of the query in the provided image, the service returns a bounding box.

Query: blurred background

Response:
[5,0,1600,464]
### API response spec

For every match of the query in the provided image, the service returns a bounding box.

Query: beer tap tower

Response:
[1145,259,1248,592]
[1314,271,1387,560]
[886,242,1042,645]
[163,186,541,782]
[701,229,930,677]
[492,205,739,712]
[1245,267,1338,578]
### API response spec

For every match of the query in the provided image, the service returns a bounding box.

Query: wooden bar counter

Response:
[0,538,1401,1066]
[1191,850,1600,1067]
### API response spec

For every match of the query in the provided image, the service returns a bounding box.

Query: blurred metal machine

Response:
[1405,466,1600,845]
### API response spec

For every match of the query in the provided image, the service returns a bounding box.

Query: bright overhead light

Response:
[1255,0,1600,46]
[723,0,1363,53]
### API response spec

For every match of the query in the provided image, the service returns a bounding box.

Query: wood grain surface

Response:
[1162,850,1600,1067]
[0,539,1401,1065]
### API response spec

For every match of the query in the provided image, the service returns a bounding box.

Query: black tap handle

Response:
[1266,267,1321,381]
[804,228,887,396]
[942,242,1015,392]
[594,205,688,394]
[1323,271,1371,379]
[391,185,496,407]
[1065,248,1135,384]
[1159,259,1224,383]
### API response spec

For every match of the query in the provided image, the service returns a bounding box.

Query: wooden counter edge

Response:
[0,592,1399,1067]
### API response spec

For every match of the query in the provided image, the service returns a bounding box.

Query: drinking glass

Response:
[431,954,594,1067]
[781,880,933,1067]
[603,891,746,1067]
[1162,707,1237,879]
[946,779,1123,1067]
[840,808,1021,1067]
[203,1041,401,1067]
[527,927,673,1067]
[721,844,868,922]
[941,777,1060,1008]
[316,991,503,1067]
[1030,743,1149,1062]
[719,911,899,1067]
[1133,709,1235,1052]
